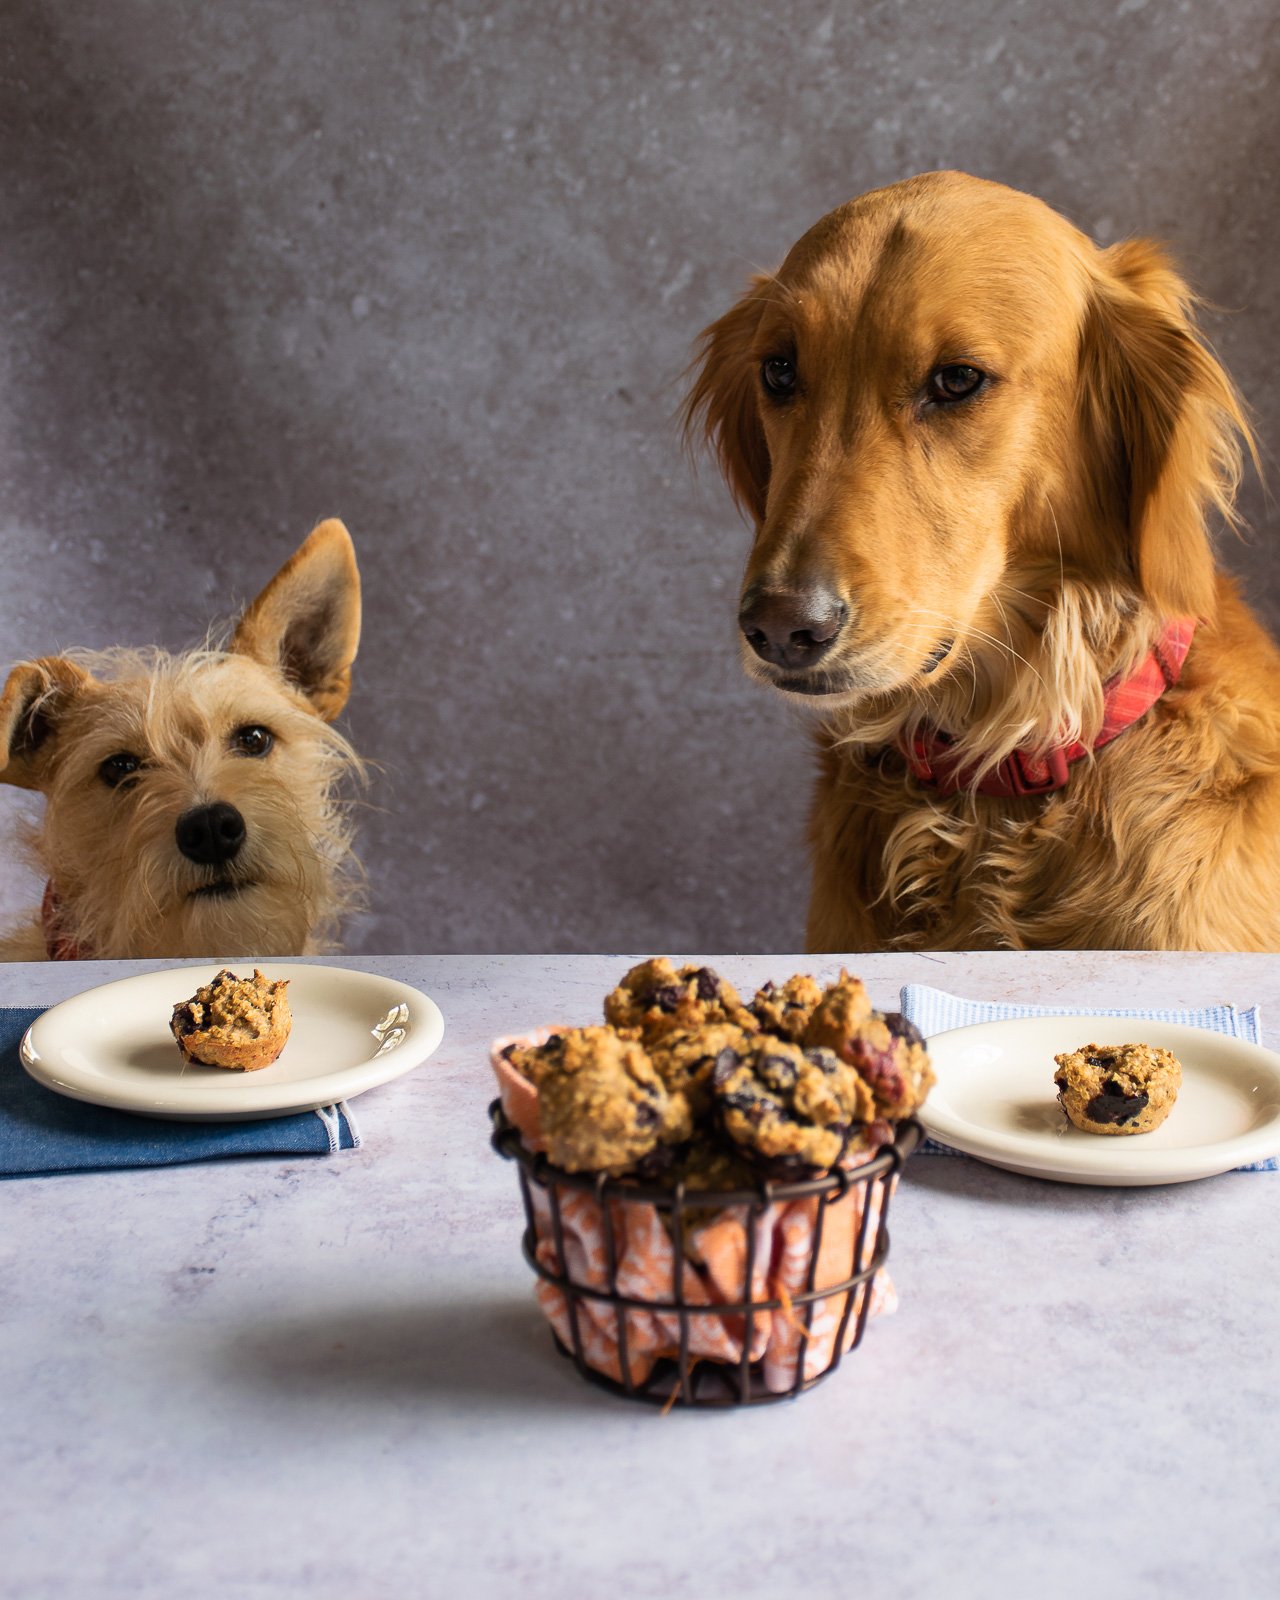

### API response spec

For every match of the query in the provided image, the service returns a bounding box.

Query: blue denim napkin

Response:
[900,983,1277,1171]
[1,1006,360,1178]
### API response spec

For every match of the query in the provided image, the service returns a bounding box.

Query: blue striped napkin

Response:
[0,1006,361,1179]
[900,983,1277,1171]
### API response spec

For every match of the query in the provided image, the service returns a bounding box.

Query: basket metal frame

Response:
[490,1099,922,1407]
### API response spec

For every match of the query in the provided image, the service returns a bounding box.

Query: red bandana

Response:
[902,618,1197,799]
[41,881,90,961]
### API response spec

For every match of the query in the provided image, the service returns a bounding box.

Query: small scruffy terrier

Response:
[0,519,364,960]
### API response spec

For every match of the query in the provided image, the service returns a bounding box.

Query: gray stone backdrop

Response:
[2,0,1277,955]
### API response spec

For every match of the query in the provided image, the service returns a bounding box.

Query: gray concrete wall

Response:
[2,0,1277,955]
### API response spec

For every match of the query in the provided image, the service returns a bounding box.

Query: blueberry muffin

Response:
[170,968,291,1071]
[500,1034,561,1085]
[604,958,757,1043]
[1053,1042,1182,1135]
[648,1022,754,1120]
[711,1038,874,1177]
[804,970,873,1037]
[805,991,935,1120]
[534,1026,693,1175]
[751,974,825,1043]
[674,1137,759,1194]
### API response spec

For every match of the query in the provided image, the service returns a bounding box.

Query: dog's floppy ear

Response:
[682,275,773,523]
[232,519,362,722]
[1078,239,1254,620]
[0,658,93,791]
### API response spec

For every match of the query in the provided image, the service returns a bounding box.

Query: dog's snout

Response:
[175,802,246,866]
[738,587,848,670]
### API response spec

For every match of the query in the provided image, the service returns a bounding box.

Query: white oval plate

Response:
[19,963,444,1122]
[920,1015,1280,1185]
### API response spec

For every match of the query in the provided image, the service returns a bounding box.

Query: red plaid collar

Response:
[902,618,1197,799]
[41,881,90,960]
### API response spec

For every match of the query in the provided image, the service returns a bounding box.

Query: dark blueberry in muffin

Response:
[883,1012,925,1049]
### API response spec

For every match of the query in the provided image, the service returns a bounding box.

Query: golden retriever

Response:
[684,170,1280,951]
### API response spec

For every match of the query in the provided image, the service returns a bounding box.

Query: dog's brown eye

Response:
[233,725,274,757]
[761,356,797,398]
[98,752,141,788]
[929,364,985,402]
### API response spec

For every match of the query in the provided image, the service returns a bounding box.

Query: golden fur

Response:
[0,520,365,959]
[684,171,1280,951]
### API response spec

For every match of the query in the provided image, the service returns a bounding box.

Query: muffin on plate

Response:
[170,968,292,1071]
[1053,1041,1182,1135]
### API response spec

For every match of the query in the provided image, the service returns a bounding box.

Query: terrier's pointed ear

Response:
[231,520,362,722]
[0,658,93,791]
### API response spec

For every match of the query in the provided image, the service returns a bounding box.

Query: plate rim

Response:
[918,1013,1280,1185]
[18,960,445,1122]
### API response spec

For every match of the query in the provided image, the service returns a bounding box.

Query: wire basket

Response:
[490,1098,922,1407]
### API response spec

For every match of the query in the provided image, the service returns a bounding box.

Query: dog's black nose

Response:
[175,803,246,866]
[738,587,848,670]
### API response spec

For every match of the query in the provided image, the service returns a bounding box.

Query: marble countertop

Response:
[4,951,1279,1600]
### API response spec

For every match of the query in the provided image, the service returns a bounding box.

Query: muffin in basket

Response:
[490,959,929,1406]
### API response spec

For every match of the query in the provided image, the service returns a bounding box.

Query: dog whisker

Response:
[907,603,1051,697]
[995,583,1056,612]
[730,254,801,308]
[1044,493,1066,601]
